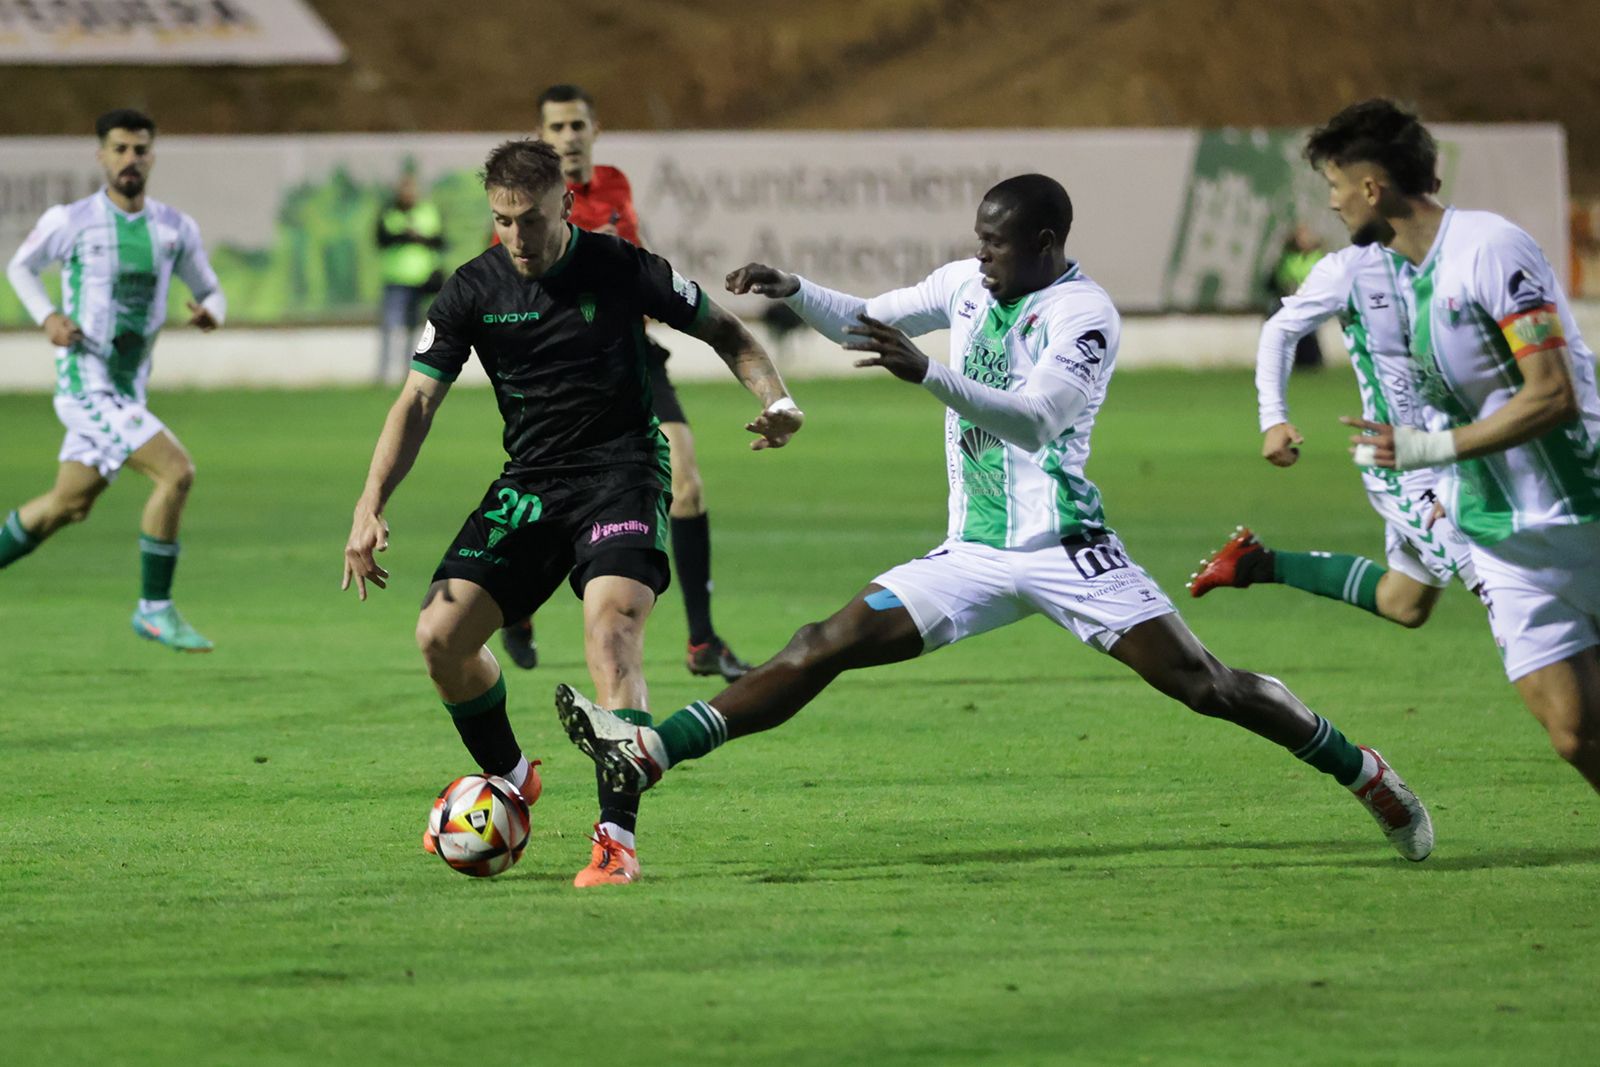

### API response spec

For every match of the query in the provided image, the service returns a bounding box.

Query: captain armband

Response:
[1499,304,1564,360]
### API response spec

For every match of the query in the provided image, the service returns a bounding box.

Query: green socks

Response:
[1272,550,1384,615]
[0,510,38,569]
[654,701,729,765]
[139,534,180,601]
[1292,715,1366,786]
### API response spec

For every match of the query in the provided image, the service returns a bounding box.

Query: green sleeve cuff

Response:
[690,286,711,329]
[410,359,458,383]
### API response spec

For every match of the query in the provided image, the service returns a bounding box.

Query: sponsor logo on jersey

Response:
[1507,268,1547,312]
[671,270,699,307]
[590,519,651,545]
[1050,329,1106,387]
[1073,330,1106,364]
[962,338,1009,388]
[415,321,436,353]
[481,311,542,324]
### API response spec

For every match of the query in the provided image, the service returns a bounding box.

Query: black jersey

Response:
[411,224,707,474]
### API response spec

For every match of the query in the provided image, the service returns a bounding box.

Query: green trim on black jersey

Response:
[689,286,711,330]
[540,224,581,280]
[409,359,457,382]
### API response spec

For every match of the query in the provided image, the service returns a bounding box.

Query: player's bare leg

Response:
[1108,613,1432,859]
[573,574,659,886]
[662,420,752,681]
[556,584,923,791]
[1373,571,1447,628]
[1514,648,1600,794]
[417,578,542,853]
[9,460,108,546]
[123,431,211,650]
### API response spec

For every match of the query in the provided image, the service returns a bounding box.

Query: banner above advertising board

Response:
[0,0,345,66]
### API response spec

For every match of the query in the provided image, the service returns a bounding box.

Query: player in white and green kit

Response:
[554,174,1436,863]
[2,110,225,651]
[1309,99,1600,795]
[1189,237,1483,626]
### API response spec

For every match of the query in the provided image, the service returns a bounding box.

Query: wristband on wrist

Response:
[765,396,799,416]
[1393,426,1457,470]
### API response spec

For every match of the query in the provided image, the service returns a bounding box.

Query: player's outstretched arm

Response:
[685,298,804,450]
[1341,347,1580,470]
[343,370,451,599]
[846,314,1085,452]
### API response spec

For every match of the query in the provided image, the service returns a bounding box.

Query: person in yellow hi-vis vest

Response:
[375,169,445,383]
[1265,222,1327,370]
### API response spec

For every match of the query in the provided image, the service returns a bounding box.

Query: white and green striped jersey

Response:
[789,259,1119,551]
[1256,242,1439,494]
[6,189,222,403]
[1402,207,1600,544]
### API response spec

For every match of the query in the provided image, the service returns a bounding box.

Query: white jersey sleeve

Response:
[5,204,72,326]
[1468,223,1566,362]
[172,211,226,325]
[921,358,1088,452]
[1255,250,1353,431]
[785,261,963,343]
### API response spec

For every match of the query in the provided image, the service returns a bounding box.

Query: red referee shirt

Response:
[489,164,641,247]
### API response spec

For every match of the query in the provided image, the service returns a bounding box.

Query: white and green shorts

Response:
[1365,473,1478,590]
[871,534,1176,654]
[53,391,165,480]
[1470,522,1600,681]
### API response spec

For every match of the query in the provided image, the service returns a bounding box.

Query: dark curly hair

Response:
[1304,99,1438,196]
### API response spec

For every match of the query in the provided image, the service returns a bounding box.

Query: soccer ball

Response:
[426,774,531,877]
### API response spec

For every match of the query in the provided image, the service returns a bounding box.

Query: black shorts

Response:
[645,337,687,426]
[432,463,672,623]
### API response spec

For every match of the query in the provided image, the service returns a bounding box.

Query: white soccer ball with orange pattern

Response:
[425,774,531,877]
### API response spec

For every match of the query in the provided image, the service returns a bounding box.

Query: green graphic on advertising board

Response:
[0,166,493,329]
[1162,129,1461,312]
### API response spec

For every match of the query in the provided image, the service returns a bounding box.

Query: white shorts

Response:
[1365,476,1477,589]
[53,391,165,481]
[1469,522,1600,681]
[871,535,1177,654]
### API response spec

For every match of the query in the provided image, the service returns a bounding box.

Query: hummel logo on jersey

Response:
[959,300,977,319]
[482,311,542,324]
[1369,292,1389,310]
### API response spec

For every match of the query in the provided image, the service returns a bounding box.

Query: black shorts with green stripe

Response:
[432,464,672,623]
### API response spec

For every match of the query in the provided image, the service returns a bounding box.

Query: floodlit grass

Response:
[1,369,1594,1065]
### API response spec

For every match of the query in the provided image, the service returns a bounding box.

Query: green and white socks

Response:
[647,700,730,770]
[0,509,38,569]
[138,533,181,612]
[1268,550,1384,616]
[1293,714,1380,789]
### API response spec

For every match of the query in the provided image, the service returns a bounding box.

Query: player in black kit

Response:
[342,140,803,886]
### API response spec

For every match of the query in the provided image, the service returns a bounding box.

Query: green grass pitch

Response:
[1,368,1595,1065]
